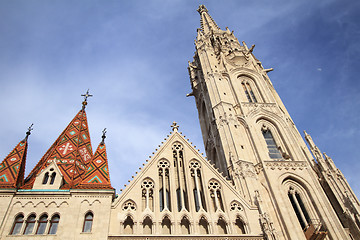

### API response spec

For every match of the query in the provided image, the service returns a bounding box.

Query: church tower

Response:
[188,5,359,240]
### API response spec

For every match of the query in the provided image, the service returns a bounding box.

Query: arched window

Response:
[199,217,209,234]
[161,216,171,234]
[288,186,311,229]
[36,214,48,235]
[48,214,60,234]
[238,75,262,103]
[82,212,93,233]
[141,179,154,211]
[10,214,24,235]
[143,217,152,234]
[189,160,206,212]
[42,172,49,184]
[158,160,171,211]
[208,180,224,212]
[50,172,56,185]
[180,217,190,234]
[262,128,282,160]
[23,214,36,235]
[217,217,227,234]
[172,143,189,212]
[123,216,134,234]
[234,217,246,234]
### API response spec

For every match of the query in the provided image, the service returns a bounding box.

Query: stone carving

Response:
[264,161,307,170]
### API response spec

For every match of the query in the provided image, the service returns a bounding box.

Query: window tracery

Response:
[208,180,224,211]
[158,160,171,211]
[122,200,136,211]
[172,143,189,211]
[189,160,206,211]
[261,125,283,160]
[141,179,154,211]
[230,201,242,211]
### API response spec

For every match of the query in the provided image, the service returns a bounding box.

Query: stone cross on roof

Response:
[171,121,179,132]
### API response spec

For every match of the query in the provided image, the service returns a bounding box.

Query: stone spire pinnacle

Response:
[197,5,220,33]
[171,121,179,132]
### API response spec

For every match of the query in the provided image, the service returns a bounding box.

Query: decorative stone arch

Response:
[256,118,291,160]
[141,178,155,211]
[229,200,243,212]
[180,215,191,234]
[198,215,211,234]
[216,215,229,234]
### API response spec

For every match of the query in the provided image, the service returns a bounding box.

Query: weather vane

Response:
[81,89,93,110]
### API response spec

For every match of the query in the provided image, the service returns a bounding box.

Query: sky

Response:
[0,0,359,197]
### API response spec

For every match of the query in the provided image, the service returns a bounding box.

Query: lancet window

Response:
[158,159,171,211]
[180,217,190,234]
[288,186,311,229]
[238,75,262,103]
[172,143,189,211]
[208,180,224,212]
[199,217,209,234]
[217,217,228,234]
[262,127,283,160]
[123,216,134,234]
[189,160,206,211]
[234,217,246,234]
[50,172,56,185]
[141,179,154,211]
[143,217,153,234]
[161,216,172,234]
[10,214,24,235]
[23,214,36,235]
[43,172,49,184]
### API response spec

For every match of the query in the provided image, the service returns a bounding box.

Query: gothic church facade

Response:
[0,5,359,240]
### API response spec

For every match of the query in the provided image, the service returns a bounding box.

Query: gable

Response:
[111,129,256,229]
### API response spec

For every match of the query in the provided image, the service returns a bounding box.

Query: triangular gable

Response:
[113,129,253,212]
[22,109,93,189]
[0,139,27,189]
[78,142,112,189]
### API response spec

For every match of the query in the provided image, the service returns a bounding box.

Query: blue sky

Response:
[0,0,359,197]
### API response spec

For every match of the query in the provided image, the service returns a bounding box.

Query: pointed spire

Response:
[0,127,30,189]
[22,105,93,189]
[81,89,93,110]
[78,130,112,189]
[197,5,220,33]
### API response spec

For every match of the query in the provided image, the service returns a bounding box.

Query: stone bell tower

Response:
[188,5,359,240]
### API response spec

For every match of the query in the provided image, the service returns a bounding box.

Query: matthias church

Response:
[0,5,359,240]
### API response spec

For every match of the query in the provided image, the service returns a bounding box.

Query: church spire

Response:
[78,129,112,189]
[0,125,32,189]
[197,5,220,33]
[22,93,94,189]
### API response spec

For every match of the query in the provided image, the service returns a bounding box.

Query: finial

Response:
[81,89,93,110]
[197,5,208,14]
[23,123,34,142]
[171,121,179,132]
[101,128,107,145]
